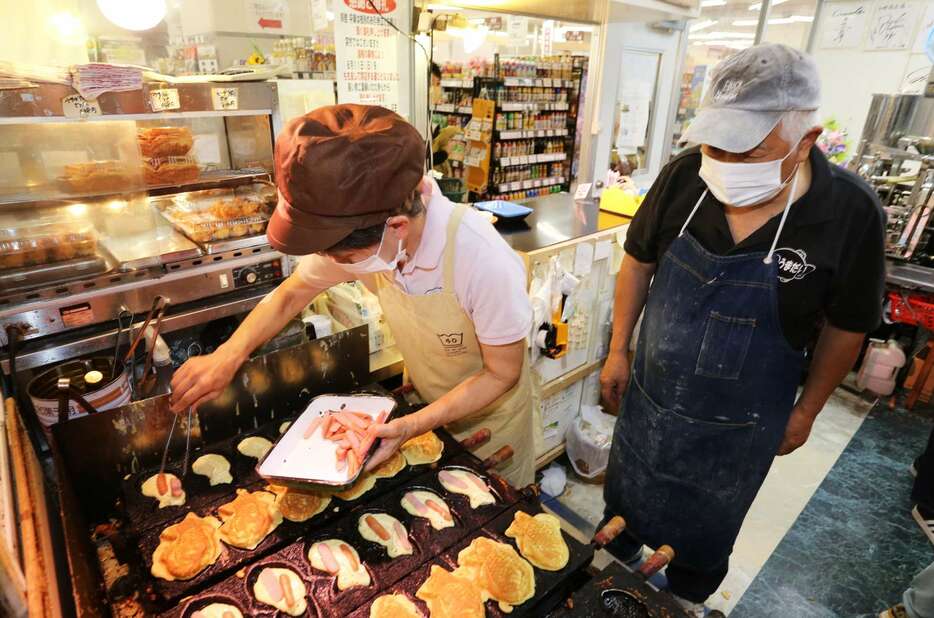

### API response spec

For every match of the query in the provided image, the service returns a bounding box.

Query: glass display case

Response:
[0,81,289,352]
[0,81,278,294]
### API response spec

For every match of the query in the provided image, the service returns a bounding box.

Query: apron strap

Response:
[679,189,708,237]
[442,204,469,293]
[763,171,799,265]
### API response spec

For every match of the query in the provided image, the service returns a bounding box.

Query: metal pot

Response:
[27,357,132,429]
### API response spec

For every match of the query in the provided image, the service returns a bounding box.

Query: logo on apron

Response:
[773,247,815,283]
[437,332,468,356]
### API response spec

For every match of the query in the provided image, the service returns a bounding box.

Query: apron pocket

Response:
[619,376,756,500]
[695,311,756,380]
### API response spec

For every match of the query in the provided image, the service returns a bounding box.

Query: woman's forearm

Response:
[220,274,324,362]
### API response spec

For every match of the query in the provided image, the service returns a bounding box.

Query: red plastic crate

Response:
[888,291,934,330]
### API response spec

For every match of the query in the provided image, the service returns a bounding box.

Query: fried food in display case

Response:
[138,127,194,158]
[143,157,201,186]
[0,217,98,271]
[60,161,141,194]
[155,187,272,244]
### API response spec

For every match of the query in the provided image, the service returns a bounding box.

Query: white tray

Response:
[256,393,397,488]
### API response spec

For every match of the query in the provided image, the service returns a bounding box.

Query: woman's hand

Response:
[364,416,417,471]
[169,347,244,413]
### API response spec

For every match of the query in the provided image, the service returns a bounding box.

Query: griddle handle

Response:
[481,445,513,469]
[460,428,491,450]
[637,545,674,580]
[593,515,627,548]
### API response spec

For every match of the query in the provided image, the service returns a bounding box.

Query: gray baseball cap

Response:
[681,43,820,153]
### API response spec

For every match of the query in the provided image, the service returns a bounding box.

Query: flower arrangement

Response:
[817,119,850,165]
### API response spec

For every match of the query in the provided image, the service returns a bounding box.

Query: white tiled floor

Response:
[550,387,875,615]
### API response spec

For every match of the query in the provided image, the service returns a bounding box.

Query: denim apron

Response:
[604,183,806,571]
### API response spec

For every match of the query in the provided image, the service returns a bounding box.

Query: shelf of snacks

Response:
[497,128,569,140]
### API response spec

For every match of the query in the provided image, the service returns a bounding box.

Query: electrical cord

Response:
[363,0,435,169]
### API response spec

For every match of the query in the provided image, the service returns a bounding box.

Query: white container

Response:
[856,339,906,396]
[256,393,397,488]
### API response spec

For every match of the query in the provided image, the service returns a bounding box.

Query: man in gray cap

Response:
[599,44,885,614]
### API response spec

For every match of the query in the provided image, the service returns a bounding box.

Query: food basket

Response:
[0,220,97,271]
[154,187,271,244]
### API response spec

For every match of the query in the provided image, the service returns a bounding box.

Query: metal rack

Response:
[851,94,934,268]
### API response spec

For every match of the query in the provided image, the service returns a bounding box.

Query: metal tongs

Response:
[159,405,193,478]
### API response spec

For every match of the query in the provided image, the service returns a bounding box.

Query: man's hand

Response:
[776,406,816,456]
[169,348,244,413]
[364,416,416,471]
[600,350,631,414]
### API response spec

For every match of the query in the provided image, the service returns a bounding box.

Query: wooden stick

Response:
[5,399,49,618]
[0,536,26,617]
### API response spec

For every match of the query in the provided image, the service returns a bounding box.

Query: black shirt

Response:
[624,145,886,350]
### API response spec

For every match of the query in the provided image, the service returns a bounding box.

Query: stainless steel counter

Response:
[493,192,630,253]
[887,261,934,293]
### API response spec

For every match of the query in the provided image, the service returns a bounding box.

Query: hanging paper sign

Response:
[334,0,401,112]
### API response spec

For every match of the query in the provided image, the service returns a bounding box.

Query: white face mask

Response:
[699,142,801,208]
[337,225,407,275]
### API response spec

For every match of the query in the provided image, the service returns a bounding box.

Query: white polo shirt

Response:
[294,184,532,346]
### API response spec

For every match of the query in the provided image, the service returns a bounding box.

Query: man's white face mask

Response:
[699,140,801,208]
[336,224,406,275]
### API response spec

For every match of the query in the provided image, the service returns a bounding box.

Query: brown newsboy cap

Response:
[268,104,425,255]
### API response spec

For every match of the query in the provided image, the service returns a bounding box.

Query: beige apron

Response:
[374,204,537,487]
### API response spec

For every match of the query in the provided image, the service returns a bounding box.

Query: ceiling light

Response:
[49,11,85,44]
[769,15,814,23]
[689,30,756,40]
[97,0,166,31]
[735,14,813,25]
[701,0,727,6]
[748,0,787,9]
[690,19,717,32]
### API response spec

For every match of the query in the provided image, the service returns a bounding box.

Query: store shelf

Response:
[498,128,568,140]
[440,78,473,88]
[496,152,567,168]
[495,176,566,194]
[500,102,569,112]
[503,77,574,88]
[432,105,474,115]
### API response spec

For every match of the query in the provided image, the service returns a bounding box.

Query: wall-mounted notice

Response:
[912,2,934,53]
[334,0,401,112]
[820,3,869,49]
[867,1,921,50]
[245,0,290,32]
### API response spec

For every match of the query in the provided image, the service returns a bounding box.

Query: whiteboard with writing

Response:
[820,3,869,49]
[867,1,921,50]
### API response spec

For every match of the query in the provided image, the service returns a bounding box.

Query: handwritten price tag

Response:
[149,88,180,112]
[211,87,239,110]
[61,94,101,118]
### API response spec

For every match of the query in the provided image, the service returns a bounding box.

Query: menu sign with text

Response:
[334,0,400,112]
